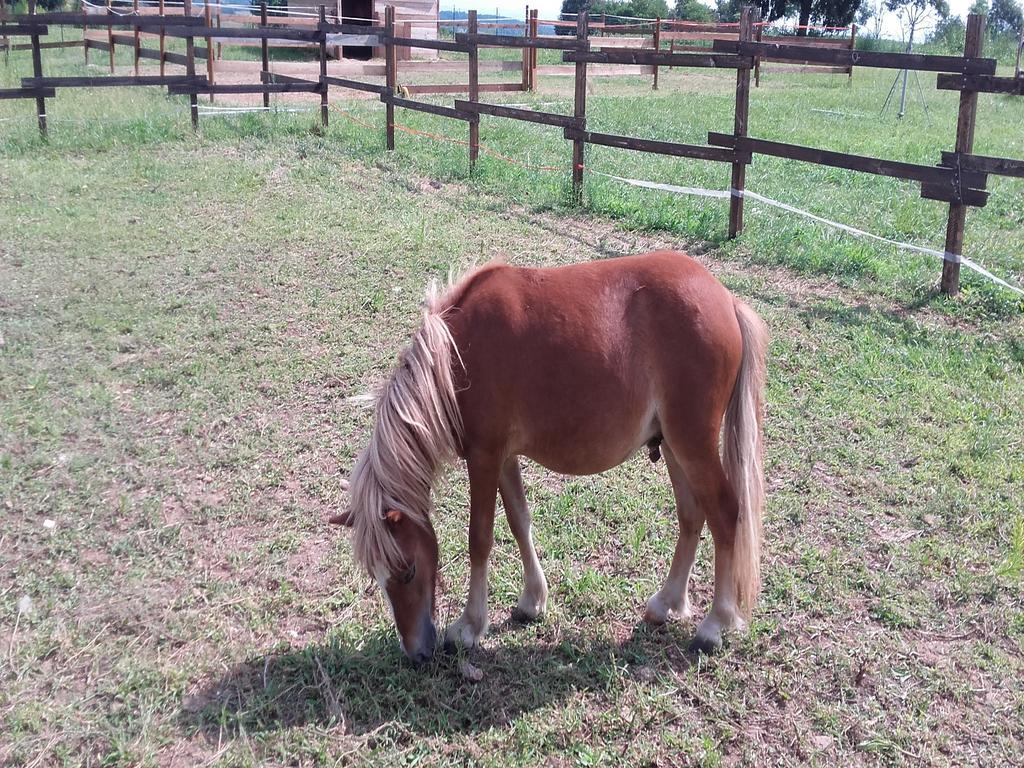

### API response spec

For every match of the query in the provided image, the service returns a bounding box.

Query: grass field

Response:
[2,40,1024,767]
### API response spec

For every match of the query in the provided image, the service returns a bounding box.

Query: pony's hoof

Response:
[643,606,668,626]
[444,617,486,650]
[511,590,546,623]
[644,595,692,626]
[689,610,742,653]
[688,633,723,654]
[510,606,542,624]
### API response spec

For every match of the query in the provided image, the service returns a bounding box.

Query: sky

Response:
[442,0,981,41]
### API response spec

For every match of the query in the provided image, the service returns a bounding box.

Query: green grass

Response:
[3,41,1020,316]
[1,43,1023,766]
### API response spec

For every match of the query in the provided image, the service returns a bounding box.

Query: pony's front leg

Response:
[445,453,501,649]
[499,458,548,622]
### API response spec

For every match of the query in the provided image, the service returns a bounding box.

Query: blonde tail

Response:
[722,299,768,618]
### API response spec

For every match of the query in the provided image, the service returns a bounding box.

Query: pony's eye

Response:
[396,562,416,585]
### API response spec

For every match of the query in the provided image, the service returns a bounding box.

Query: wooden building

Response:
[335,0,438,60]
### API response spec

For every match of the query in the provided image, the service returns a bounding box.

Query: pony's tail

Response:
[722,299,768,618]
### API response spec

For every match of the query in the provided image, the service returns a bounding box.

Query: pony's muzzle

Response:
[403,615,437,665]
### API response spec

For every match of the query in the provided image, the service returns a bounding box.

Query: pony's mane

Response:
[348,272,488,575]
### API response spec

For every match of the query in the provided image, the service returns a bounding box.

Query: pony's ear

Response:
[328,511,354,527]
[385,509,403,525]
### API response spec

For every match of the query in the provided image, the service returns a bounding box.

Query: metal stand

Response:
[879,17,929,121]
[881,67,930,120]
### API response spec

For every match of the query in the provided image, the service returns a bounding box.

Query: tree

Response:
[856,1,874,26]
[754,0,865,36]
[885,0,950,47]
[557,0,589,34]
[612,0,671,18]
[559,0,671,29]
[857,0,886,37]
[674,0,714,20]
[560,0,589,19]
[717,0,745,21]
[929,13,965,49]
[990,0,1024,34]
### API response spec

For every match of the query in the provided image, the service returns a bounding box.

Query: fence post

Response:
[530,9,538,91]
[133,0,140,77]
[2,0,8,68]
[319,4,329,127]
[570,10,588,203]
[652,17,660,90]
[848,23,855,82]
[260,1,269,109]
[107,0,115,74]
[216,2,222,61]
[941,13,985,296]
[204,1,214,103]
[81,0,88,67]
[183,0,198,130]
[468,10,480,168]
[522,5,529,91]
[727,7,753,239]
[158,0,165,76]
[754,14,762,87]
[28,0,46,138]
[384,5,395,150]
[398,20,411,60]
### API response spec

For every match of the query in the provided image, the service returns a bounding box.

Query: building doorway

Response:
[341,0,373,60]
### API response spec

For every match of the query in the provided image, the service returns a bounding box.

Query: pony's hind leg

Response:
[498,458,548,622]
[644,445,702,625]
[664,437,746,653]
[444,451,501,649]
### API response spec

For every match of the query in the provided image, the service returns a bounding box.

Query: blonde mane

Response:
[348,279,466,575]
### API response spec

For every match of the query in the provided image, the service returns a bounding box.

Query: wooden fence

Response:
[0,3,862,92]
[523,15,855,86]
[1,5,1022,295]
[663,19,857,86]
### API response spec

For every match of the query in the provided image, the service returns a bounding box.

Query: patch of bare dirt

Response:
[285,530,335,593]
[185,522,261,583]
[156,738,218,768]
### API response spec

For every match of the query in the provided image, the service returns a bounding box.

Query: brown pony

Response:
[331,251,768,662]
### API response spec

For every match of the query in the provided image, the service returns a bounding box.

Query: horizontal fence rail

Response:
[387,36,465,52]
[455,99,582,128]
[0,85,55,98]
[21,74,204,87]
[565,128,741,164]
[564,49,749,68]
[707,133,989,205]
[383,93,474,121]
[713,39,997,75]
[941,151,1024,179]
[936,73,1024,95]
[322,75,387,94]
[0,23,48,34]
[3,12,204,28]
[455,32,587,50]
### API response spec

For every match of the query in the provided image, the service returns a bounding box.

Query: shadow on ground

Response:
[178,618,700,741]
